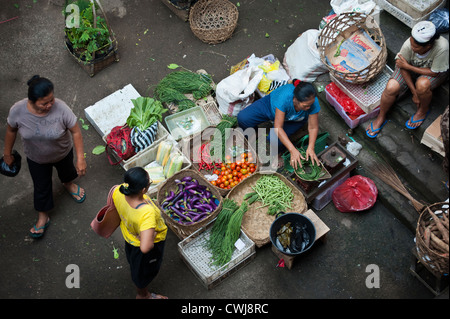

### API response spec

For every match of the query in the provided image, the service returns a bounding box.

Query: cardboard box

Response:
[421,115,445,157]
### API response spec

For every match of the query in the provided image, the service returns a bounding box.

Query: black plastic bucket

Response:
[270,213,316,256]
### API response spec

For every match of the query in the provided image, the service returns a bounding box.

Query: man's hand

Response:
[395,54,410,71]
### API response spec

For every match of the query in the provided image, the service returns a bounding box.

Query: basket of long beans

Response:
[227,172,307,247]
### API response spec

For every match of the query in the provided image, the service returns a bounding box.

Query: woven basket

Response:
[65,0,119,77]
[415,202,449,275]
[226,172,307,247]
[156,168,223,239]
[189,0,239,44]
[178,126,261,197]
[317,12,387,84]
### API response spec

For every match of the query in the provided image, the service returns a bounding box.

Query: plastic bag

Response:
[0,150,22,177]
[332,175,378,212]
[429,8,449,34]
[216,66,263,116]
[283,29,329,82]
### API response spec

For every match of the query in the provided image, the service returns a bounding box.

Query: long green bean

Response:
[251,175,293,215]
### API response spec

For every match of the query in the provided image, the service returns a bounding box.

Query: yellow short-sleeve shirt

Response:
[113,185,167,247]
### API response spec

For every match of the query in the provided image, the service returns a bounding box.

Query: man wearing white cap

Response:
[366,21,448,138]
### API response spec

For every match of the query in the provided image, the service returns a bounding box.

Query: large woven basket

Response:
[156,168,223,239]
[189,0,239,44]
[317,12,387,84]
[226,172,307,247]
[415,202,449,275]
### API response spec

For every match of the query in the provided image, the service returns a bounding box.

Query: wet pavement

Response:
[0,0,448,309]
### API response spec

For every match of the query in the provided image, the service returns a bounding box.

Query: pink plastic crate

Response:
[325,86,380,129]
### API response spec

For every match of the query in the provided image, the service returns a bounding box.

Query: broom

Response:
[371,160,426,213]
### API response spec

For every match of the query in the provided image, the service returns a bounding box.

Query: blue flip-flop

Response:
[405,111,430,130]
[70,185,86,203]
[29,219,50,239]
[366,120,387,139]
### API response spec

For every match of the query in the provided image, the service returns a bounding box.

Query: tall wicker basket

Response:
[189,0,239,44]
[65,0,119,77]
[415,202,449,275]
[317,12,387,84]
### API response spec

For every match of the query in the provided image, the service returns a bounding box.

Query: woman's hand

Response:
[289,147,304,170]
[305,145,320,166]
[3,154,15,166]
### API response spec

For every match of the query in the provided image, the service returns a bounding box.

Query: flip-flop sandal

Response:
[405,111,430,130]
[366,120,387,139]
[150,293,168,299]
[70,185,86,203]
[29,219,50,239]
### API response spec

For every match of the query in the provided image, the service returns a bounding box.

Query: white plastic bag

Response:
[283,29,329,82]
[330,0,381,25]
[216,66,264,116]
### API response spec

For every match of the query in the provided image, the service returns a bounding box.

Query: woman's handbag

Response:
[91,185,121,238]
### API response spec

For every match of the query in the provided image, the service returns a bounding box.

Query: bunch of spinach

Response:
[126,97,168,131]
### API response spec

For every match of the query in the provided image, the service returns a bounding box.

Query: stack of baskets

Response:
[189,0,239,44]
[318,12,387,84]
[415,202,449,275]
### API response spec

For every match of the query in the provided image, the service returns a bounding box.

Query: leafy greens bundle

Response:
[126,97,168,131]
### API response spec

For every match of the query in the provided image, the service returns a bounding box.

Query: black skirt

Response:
[125,240,165,289]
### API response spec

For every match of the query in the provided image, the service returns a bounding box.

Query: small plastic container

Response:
[165,106,210,140]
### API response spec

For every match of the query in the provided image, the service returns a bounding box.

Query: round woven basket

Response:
[189,0,239,44]
[415,202,449,275]
[226,172,307,247]
[317,12,387,84]
[156,168,223,239]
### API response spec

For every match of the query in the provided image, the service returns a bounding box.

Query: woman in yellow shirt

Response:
[112,167,168,299]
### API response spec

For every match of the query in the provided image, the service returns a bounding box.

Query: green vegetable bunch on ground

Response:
[126,96,168,131]
[207,199,248,267]
[154,70,213,112]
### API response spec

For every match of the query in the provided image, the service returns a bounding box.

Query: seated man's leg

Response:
[366,77,402,137]
[406,72,448,129]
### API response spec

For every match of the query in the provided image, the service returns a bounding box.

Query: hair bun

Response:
[27,75,40,86]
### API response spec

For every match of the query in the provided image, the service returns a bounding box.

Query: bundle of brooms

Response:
[371,160,425,212]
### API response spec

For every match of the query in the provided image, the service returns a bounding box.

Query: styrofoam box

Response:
[326,86,380,129]
[84,84,140,137]
[84,84,171,168]
[123,137,192,196]
[330,65,393,114]
[178,219,256,290]
[377,0,446,28]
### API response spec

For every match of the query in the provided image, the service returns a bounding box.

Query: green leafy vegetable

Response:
[126,97,168,131]
[92,145,106,155]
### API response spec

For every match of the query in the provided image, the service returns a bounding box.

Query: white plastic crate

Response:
[330,65,393,114]
[377,0,446,28]
[178,219,256,290]
[123,137,192,196]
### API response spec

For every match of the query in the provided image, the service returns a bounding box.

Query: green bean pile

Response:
[252,175,293,215]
